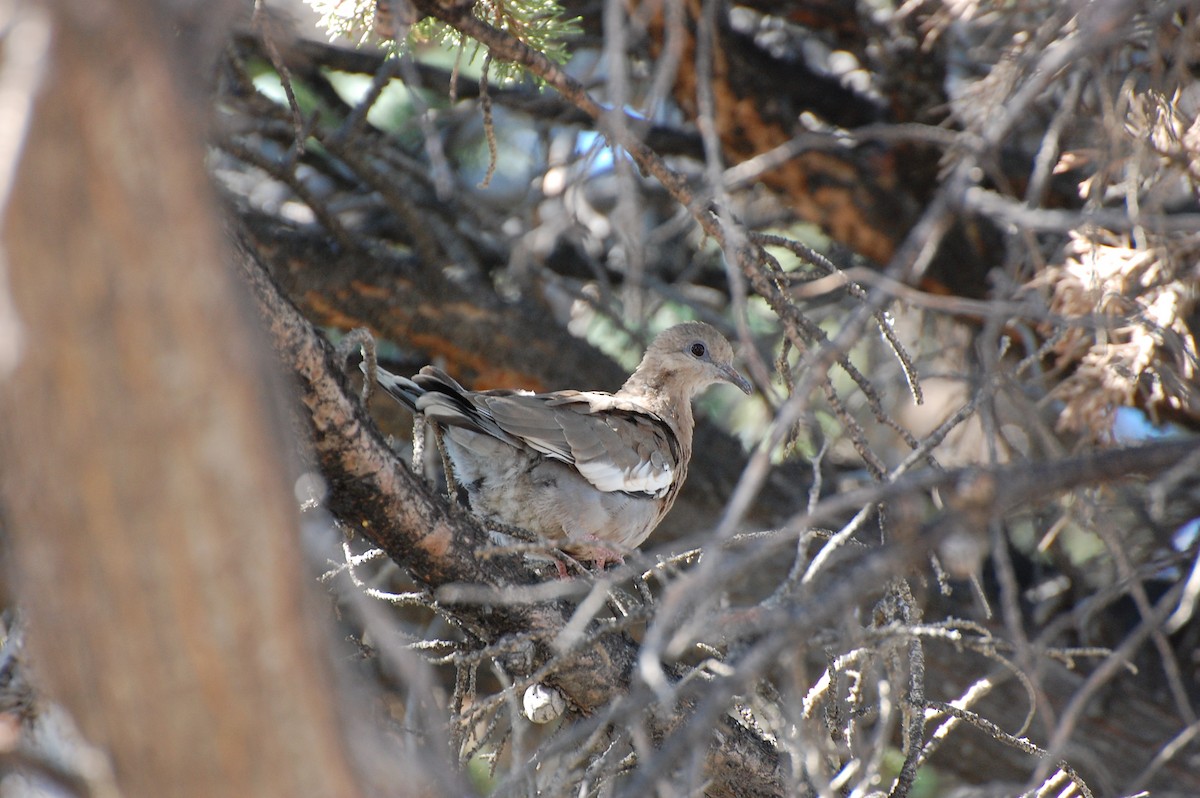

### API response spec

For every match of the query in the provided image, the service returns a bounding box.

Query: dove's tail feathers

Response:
[376,365,516,444]
[372,365,425,413]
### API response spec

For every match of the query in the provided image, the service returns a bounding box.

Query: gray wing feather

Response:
[378,366,678,496]
[486,393,678,495]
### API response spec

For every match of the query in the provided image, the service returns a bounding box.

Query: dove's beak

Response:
[721,364,753,395]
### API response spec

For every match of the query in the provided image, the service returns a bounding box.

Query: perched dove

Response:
[373,322,751,568]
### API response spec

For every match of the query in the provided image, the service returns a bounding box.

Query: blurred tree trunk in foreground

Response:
[0,1,363,796]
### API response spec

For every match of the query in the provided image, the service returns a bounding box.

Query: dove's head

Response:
[636,322,752,399]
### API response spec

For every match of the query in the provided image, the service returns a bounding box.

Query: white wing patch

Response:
[478,389,679,497]
[575,456,674,496]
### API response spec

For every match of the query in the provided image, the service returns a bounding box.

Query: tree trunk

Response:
[0,2,364,796]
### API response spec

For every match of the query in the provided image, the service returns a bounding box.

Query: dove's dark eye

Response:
[690,342,707,358]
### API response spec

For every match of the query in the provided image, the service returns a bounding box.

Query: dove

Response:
[374,322,751,569]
